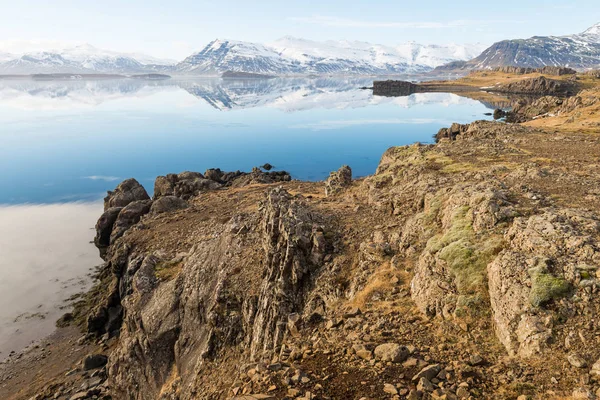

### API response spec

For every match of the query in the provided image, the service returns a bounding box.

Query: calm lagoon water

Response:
[0,77,494,355]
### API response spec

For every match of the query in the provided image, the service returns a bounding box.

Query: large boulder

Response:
[487,210,599,357]
[109,200,153,243]
[150,196,189,214]
[94,207,123,248]
[104,178,150,211]
[325,165,352,196]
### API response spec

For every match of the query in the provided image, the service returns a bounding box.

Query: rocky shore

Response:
[3,69,600,400]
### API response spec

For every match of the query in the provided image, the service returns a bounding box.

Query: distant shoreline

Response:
[0,73,172,81]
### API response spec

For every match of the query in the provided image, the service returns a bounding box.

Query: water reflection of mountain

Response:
[0,78,499,112]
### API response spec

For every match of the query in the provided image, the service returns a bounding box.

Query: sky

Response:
[0,0,598,60]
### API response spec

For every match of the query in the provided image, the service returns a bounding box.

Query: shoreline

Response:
[4,69,600,399]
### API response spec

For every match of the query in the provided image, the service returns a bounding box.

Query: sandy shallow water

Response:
[0,202,101,358]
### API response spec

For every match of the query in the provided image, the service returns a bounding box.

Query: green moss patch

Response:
[528,266,571,307]
[426,205,504,295]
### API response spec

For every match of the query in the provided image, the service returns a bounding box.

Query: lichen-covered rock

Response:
[410,183,510,319]
[94,207,123,248]
[325,165,352,196]
[103,178,150,210]
[105,187,327,398]
[374,343,409,363]
[487,210,600,357]
[109,200,153,243]
[150,196,189,214]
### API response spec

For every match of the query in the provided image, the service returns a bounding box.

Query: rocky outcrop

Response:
[150,195,189,214]
[435,120,532,143]
[487,210,600,357]
[489,66,577,76]
[409,183,512,319]
[95,179,152,249]
[103,178,150,210]
[490,76,578,96]
[373,80,418,96]
[325,165,352,196]
[94,207,123,248]
[435,123,470,142]
[586,69,600,79]
[153,168,291,200]
[109,199,153,243]
[98,187,327,399]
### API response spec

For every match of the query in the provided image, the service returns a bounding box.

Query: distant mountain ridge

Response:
[0,38,486,76]
[439,22,600,71]
[175,37,486,76]
[0,44,176,75]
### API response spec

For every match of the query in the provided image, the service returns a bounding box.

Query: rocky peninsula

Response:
[2,69,600,400]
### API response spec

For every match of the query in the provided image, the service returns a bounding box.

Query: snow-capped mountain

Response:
[464,22,600,69]
[0,44,176,75]
[176,37,486,76]
[0,38,485,76]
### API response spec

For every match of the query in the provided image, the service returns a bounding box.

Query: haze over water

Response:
[0,77,495,356]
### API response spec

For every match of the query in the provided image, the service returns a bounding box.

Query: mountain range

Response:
[0,38,485,76]
[3,23,600,76]
[437,22,600,71]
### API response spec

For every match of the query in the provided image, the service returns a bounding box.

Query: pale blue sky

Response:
[0,0,598,60]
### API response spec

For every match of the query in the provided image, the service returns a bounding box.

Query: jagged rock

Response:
[103,178,150,211]
[412,364,441,382]
[94,207,123,247]
[488,210,598,357]
[104,187,326,398]
[352,344,373,361]
[490,66,576,76]
[469,354,484,366]
[493,109,507,120]
[83,354,108,370]
[374,343,409,363]
[417,377,434,392]
[383,383,398,395]
[343,307,361,318]
[150,196,189,214]
[491,76,578,96]
[373,80,418,96]
[109,200,153,243]
[568,353,588,368]
[325,165,352,196]
[204,168,224,182]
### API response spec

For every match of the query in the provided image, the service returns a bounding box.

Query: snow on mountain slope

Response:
[177,39,297,75]
[177,37,486,76]
[466,22,600,69]
[270,37,486,70]
[0,44,176,74]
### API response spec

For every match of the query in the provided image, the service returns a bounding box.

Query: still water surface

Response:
[0,77,495,356]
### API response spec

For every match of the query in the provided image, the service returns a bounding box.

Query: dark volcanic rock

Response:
[493,108,507,120]
[373,80,418,96]
[491,76,578,96]
[109,200,153,243]
[150,196,189,214]
[435,122,470,142]
[325,165,352,196]
[83,354,108,370]
[204,168,225,182]
[94,207,123,248]
[103,178,150,211]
